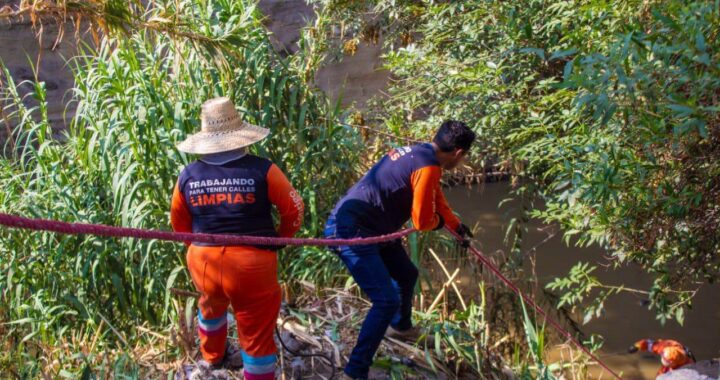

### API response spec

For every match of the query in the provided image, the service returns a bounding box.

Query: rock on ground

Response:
[657,359,720,380]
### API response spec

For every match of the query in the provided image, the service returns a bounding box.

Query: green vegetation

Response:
[1,0,718,378]
[310,0,719,324]
[0,0,360,376]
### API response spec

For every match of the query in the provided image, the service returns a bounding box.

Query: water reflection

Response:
[444,182,720,379]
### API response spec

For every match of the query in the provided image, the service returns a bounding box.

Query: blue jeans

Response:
[325,216,419,379]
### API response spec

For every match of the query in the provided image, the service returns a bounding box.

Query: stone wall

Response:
[315,40,389,110]
[0,0,388,144]
[0,15,84,140]
[258,0,389,109]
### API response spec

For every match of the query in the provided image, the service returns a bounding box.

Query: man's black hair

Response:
[433,120,476,152]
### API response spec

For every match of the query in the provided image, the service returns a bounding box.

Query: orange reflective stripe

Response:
[410,165,442,231]
[187,245,280,363]
[266,164,304,237]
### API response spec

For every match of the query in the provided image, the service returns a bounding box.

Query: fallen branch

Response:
[429,248,467,311]
[427,268,460,314]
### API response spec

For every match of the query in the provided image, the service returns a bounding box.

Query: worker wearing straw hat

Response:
[324,120,476,380]
[171,97,304,379]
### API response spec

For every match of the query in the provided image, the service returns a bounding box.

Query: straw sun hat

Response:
[177,97,269,154]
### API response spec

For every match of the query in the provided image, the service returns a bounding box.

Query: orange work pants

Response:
[187,244,280,380]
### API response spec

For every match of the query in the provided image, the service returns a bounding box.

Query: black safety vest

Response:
[177,155,278,246]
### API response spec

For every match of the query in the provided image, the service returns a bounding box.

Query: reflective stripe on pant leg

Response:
[197,310,228,363]
[198,310,228,336]
[188,245,230,364]
[241,350,276,380]
[221,246,279,379]
[234,287,280,379]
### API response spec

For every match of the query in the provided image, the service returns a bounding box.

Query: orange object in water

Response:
[633,339,695,375]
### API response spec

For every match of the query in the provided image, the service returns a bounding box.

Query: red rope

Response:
[446,227,622,379]
[0,211,621,378]
[0,212,413,246]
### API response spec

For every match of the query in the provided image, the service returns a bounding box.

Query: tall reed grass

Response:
[0,1,599,378]
[0,0,359,376]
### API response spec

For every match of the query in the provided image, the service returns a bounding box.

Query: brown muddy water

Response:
[444,183,720,379]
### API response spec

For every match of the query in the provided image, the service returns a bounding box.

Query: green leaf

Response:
[563,59,574,81]
[695,32,706,52]
[667,104,694,117]
[549,48,577,61]
[519,47,546,61]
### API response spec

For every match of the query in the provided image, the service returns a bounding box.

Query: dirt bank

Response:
[0,0,389,144]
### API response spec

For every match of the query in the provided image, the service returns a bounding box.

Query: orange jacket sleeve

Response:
[267,164,304,237]
[436,187,460,230]
[170,180,193,245]
[409,165,443,231]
